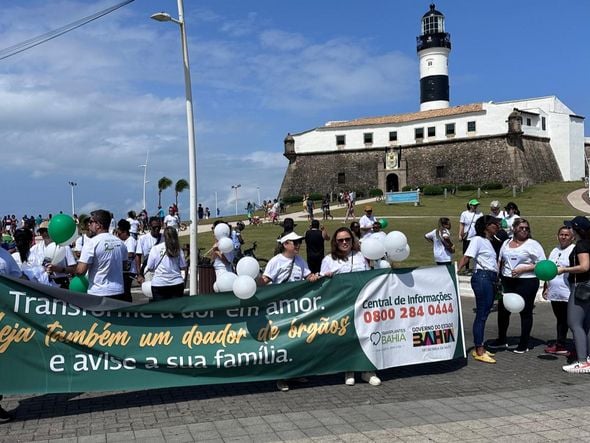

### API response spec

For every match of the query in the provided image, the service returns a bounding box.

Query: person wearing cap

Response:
[359,206,377,239]
[542,226,575,356]
[261,231,320,392]
[458,199,483,274]
[75,209,128,301]
[491,218,546,354]
[489,201,507,219]
[559,216,590,373]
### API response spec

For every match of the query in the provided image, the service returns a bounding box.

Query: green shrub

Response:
[457,184,477,191]
[422,185,444,195]
[308,192,323,201]
[369,188,383,197]
[283,195,303,205]
[401,185,413,191]
[481,182,503,190]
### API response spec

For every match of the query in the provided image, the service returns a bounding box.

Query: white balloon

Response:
[389,244,410,261]
[236,256,260,279]
[59,230,79,247]
[216,272,238,292]
[375,259,391,269]
[141,281,153,298]
[360,238,386,260]
[213,282,219,293]
[44,242,67,265]
[233,275,257,300]
[503,292,525,313]
[214,223,231,240]
[384,231,408,257]
[218,237,234,254]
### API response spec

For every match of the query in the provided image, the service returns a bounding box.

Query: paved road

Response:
[2,295,590,442]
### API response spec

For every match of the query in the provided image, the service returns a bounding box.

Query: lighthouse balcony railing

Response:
[416,33,451,51]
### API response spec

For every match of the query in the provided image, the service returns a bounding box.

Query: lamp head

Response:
[151,12,172,22]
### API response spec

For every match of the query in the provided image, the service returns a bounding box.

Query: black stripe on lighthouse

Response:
[420,75,449,104]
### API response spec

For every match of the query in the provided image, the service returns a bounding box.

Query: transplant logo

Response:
[370,330,407,346]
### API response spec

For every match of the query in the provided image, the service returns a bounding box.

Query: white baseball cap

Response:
[278,232,304,244]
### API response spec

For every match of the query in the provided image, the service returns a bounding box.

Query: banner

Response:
[0,265,465,394]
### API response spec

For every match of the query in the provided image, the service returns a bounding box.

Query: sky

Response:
[0,0,588,220]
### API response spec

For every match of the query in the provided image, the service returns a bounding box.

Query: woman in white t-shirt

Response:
[320,227,381,387]
[145,227,186,301]
[492,218,546,354]
[542,226,574,355]
[458,215,501,364]
[424,217,455,265]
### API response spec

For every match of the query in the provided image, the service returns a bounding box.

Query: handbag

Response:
[573,281,590,301]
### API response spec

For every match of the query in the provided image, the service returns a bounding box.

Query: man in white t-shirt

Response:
[127,211,140,239]
[359,205,377,239]
[75,209,128,301]
[163,208,180,230]
[136,217,163,284]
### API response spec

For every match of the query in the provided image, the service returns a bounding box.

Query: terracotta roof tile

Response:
[325,103,483,128]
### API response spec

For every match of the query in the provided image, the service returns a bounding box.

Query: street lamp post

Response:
[68,181,77,214]
[257,186,261,207]
[231,184,241,216]
[139,150,149,211]
[151,1,199,295]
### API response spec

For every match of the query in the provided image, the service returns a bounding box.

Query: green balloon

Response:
[69,275,89,293]
[379,218,389,229]
[534,260,558,281]
[48,214,77,245]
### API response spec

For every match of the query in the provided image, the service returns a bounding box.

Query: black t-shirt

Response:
[568,239,590,284]
[305,229,325,258]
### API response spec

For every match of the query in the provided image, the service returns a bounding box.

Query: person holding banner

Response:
[144,227,187,301]
[321,227,381,386]
[458,215,500,364]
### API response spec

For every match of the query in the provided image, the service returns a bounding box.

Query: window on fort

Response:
[436,165,445,178]
[445,123,455,136]
[428,126,436,137]
[542,117,546,130]
[526,118,531,126]
[389,131,398,142]
[364,133,373,144]
[337,172,345,184]
[415,128,424,139]
[467,121,476,132]
[336,135,345,146]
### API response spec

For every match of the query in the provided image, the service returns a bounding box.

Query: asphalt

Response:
[3,189,590,442]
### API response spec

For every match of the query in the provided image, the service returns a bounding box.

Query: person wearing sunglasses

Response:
[320,227,380,386]
[490,218,545,354]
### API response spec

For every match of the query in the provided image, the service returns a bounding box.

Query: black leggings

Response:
[498,277,540,348]
[550,300,569,345]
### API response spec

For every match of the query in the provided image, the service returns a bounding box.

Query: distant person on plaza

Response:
[321,227,380,386]
[543,226,574,355]
[198,204,204,220]
[127,211,140,239]
[116,219,137,301]
[559,216,590,374]
[30,223,77,288]
[350,221,361,240]
[144,226,187,301]
[458,199,483,274]
[164,207,180,230]
[157,206,165,222]
[502,202,521,237]
[344,191,356,223]
[305,220,330,273]
[261,231,320,392]
[321,194,333,220]
[306,194,315,221]
[136,216,163,285]
[424,217,455,265]
[75,209,128,301]
[458,215,501,364]
[359,205,377,239]
[211,221,235,278]
[490,218,546,354]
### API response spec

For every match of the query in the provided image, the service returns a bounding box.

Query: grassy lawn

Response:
[188,181,586,267]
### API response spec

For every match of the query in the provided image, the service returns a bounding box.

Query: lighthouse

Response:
[417,4,451,111]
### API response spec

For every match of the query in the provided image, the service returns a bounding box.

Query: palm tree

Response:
[157,176,173,208]
[174,178,189,209]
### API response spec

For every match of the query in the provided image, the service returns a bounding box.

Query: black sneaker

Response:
[487,340,509,349]
[513,346,529,354]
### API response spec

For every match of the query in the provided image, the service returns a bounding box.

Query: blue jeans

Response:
[471,270,497,347]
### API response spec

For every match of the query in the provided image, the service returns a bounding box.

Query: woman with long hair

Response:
[458,215,500,363]
[559,216,590,373]
[424,217,454,265]
[490,218,545,354]
[321,227,380,386]
[145,226,187,301]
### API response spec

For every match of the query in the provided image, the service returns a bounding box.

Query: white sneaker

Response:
[562,361,590,374]
[360,371,381,386]
[344,372,355,386]
[276,380,289,391]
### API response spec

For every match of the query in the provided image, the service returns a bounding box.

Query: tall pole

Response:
[139,150,149,211]
[232,184,241,216]
[215,192,218,218]
[257,186,261,207]
[68,181,77,214]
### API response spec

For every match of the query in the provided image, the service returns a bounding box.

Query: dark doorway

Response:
[386,174,399,192]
